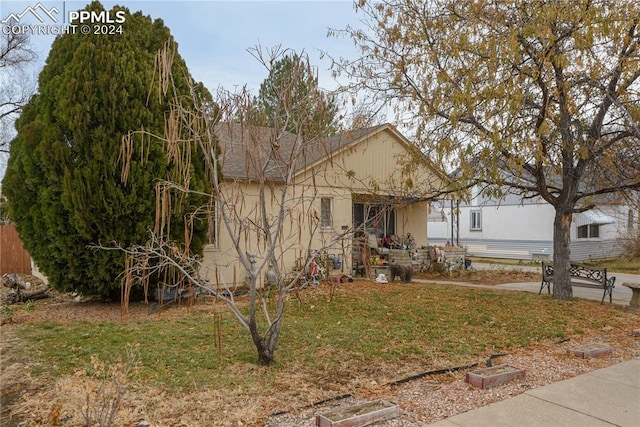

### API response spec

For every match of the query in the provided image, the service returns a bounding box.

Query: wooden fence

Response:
[0,225,31,275]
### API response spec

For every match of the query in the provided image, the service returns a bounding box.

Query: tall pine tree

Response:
[254,52,339,138]
[2,1,209,297]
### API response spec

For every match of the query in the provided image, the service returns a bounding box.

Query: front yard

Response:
[1,276,638,426]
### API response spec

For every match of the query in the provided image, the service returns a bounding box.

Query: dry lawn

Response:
[1,271,638,427]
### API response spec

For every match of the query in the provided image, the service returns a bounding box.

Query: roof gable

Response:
[215,123,445,184]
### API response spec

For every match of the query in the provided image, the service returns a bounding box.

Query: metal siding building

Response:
[428,191,632,261]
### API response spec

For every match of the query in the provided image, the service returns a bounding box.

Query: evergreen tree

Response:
[2,1,209,297]
[254,52,339,137]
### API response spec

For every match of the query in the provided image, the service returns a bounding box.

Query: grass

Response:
[9,282,628,393]
[471,256,640,273]
[581,257,640,273]
[4,280,639,425]
[469,257,541,267]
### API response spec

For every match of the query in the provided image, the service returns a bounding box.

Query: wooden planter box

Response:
[465,364,526,389]
[571,344,613,358]
[315,399,398,427]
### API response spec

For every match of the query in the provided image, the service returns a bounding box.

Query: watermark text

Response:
[1,2,126,36]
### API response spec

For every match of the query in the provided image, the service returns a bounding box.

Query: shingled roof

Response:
[215,123,388,182]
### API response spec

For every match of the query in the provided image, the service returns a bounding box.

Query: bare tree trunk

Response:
[252,331,275,366]
[250,327,273,366]
[552,208,573,301]
[248,279,288,366]
[246,274,274,366]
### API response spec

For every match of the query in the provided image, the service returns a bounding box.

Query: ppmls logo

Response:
[1,2,59,24]
[2,2,126,36]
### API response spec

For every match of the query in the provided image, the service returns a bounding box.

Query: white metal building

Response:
[428,187,635,261]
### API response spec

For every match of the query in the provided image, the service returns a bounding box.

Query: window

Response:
[320,197,333,228]
[353,202,396,236]
[470,210,482,231]
[629,209,635,232]
[577,224,600,239]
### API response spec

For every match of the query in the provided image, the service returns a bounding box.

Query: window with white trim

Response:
[470,210,482,231]
[577,224,600,239]
[320,197,333,228]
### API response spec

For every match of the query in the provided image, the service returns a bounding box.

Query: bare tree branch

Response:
[0,31,37,154]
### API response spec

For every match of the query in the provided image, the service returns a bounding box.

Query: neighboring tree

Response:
[2,1,208,297]
[0,30,37,155]
[117,45,348,366]
[334,0,640,300]
[253,48,340,137]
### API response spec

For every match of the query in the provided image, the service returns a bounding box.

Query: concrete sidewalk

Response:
[428,358,640,427]
[496,280,633,306]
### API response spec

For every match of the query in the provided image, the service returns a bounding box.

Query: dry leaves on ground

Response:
[1,275,639,427]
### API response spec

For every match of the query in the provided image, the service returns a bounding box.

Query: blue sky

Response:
[2,0,362,92]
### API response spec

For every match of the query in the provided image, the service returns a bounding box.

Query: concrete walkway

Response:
[437,262,639,307]
[425,264,640,426]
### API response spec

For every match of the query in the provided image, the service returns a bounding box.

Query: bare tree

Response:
[1,31,37,155]
[117,43,351,365]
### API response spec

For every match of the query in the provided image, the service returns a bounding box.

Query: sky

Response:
[1,0,362,91]
[0,0,365,178]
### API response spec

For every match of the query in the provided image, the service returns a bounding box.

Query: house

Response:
[428,186,637,261]
[200,123,448,287]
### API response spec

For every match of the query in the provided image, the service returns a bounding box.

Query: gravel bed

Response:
[266,331,640,426]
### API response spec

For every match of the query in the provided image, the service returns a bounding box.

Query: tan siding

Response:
[200,127,445,286]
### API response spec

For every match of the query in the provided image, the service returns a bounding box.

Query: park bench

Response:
[539,261,616,304]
